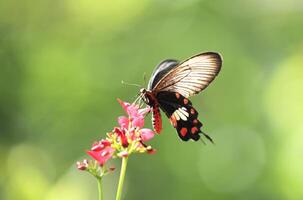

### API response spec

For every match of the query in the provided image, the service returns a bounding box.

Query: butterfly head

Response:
[140,88,157,106]
[139,88,147,94]
[139,88,149,104]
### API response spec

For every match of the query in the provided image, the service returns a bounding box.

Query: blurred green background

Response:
[1,0,303,199]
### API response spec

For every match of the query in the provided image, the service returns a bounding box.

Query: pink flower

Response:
[115,99,155,154]
[79,99,156,174]
[117,99,150,129]
[87,140,115,166]
[77,98,158,185]
[140,128,154,141]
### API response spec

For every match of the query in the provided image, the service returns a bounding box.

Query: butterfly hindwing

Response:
[156,91,208,141]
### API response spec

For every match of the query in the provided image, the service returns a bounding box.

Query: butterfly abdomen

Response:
[152,104,162,133]
[142,90,163,134]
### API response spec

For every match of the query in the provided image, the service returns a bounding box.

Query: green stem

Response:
[115,157,129,200]
[97,177,103,200]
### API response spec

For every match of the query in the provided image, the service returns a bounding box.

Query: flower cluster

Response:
[77,99,155,177]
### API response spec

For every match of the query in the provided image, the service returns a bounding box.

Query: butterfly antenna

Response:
[121,80,142,88]
[139,93,146,108]
[143,72,147,87]
[138,98,142,108]
[132,93,140,102]
[133,91,145,106]
[133,93,141,105]
[201,131,215,144]
[139,98,145,108]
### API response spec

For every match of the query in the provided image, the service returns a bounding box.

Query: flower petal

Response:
[118,116,129,129]
[91,142,103,151]
[138,107,150,116]
[114,127,129,147]
[87,146,115,166]
[132,116,144,128]
[101,139,111,147]
[140,128,154,141]
[127,105,140,118]
[91,139,111,151]
[147,148,157,154]
[117,99,139,117]
[117,98,131,113]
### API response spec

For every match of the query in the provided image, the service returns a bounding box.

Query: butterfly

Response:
[140,52,222,142]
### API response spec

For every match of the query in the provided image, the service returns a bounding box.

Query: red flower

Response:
[114,127,129,147]
[87,139,115,166]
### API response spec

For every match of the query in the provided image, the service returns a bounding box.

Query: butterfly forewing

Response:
[153,52,222,97]
[147,59,179,90]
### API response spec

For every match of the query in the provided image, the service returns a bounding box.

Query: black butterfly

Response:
[140,52,222,142]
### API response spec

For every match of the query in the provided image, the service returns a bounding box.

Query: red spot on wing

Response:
[193,119,198,124]
[152,105,162,134]
[175,93,180,99]
[183,98,189,105]
[180,127,188,137]
[190,108,195,115]
[191,127,199,134]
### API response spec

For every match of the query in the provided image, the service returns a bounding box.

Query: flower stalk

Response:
[97,177,103,200]
[115,157,128,200]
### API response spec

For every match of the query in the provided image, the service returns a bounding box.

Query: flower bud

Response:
[77,159,89,170]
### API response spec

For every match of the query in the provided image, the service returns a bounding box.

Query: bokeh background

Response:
[1,0,303,199]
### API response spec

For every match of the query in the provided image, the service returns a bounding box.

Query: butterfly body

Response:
[140,89,163,133]
[140,52,222,142]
